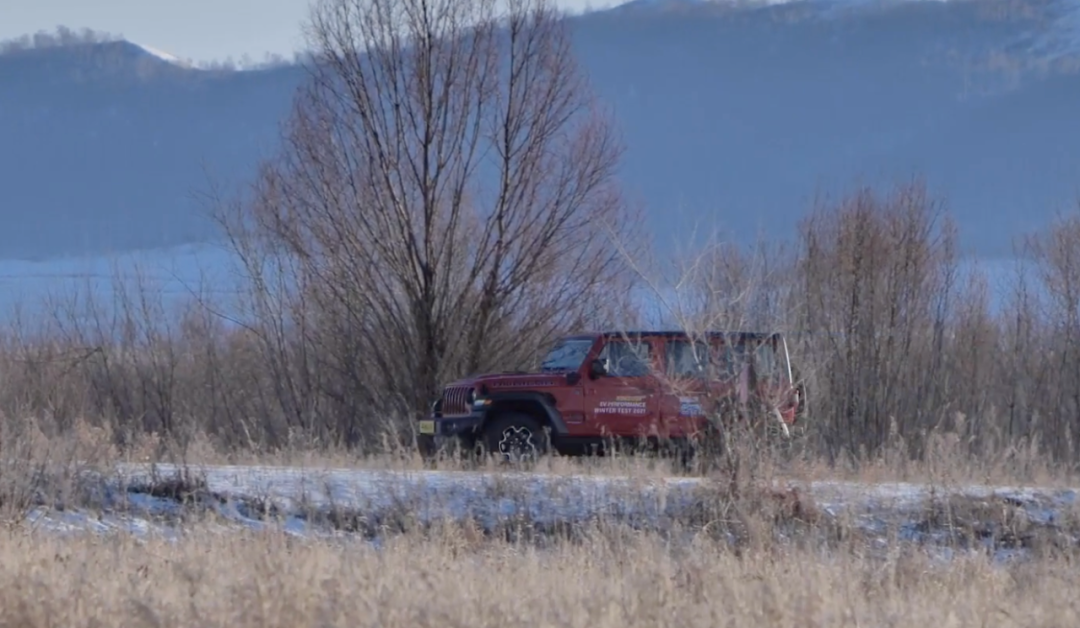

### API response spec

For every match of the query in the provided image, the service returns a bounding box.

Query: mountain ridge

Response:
[2,0,1079,261]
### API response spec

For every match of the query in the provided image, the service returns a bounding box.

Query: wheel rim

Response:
[497,425,538,462]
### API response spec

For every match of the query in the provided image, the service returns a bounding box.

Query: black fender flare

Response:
[481,391,570,436]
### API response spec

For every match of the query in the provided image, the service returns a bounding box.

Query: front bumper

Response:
[416,411,486,457]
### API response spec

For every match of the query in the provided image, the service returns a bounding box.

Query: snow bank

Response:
[23,463,1080,562]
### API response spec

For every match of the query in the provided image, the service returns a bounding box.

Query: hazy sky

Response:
[1,0,625,63]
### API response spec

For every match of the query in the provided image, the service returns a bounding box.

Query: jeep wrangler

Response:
[416,330,805,463]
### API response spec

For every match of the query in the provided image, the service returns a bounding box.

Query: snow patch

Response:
[20,462,1080,565]
[611,0,1080,58]
[1038,0,1080,57]
[130,42,193,68]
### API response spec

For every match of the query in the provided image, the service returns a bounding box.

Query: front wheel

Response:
[482,413,549,464]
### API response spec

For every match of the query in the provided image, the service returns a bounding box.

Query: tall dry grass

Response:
[0,384,1076,628]
[0,524,1077,628]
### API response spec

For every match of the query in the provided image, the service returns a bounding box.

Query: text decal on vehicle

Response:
[679,397,703,417]
[596,395,647,415]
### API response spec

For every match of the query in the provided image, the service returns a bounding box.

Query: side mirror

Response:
[588,358,607,380]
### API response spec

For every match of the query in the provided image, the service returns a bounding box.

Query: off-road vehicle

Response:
[417,330,805,462]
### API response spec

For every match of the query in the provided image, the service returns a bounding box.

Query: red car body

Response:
[417,330,804,460]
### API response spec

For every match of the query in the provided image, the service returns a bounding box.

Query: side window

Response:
[665,339,709,378]
[729,342,750,377]
[665,338,741,381]
[714,343,737,380]
[599,339,653,377]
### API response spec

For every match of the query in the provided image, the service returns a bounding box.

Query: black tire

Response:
[685,426,727,475]
[663,437,699,475]
[482,412,549,464]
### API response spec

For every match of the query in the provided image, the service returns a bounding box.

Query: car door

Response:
[657,336,712,438]
[583,335,661,438]
[714,337,750,417]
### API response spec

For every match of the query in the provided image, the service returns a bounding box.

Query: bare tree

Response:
[795,179,960,459]
[1019,203,1080,458]
[215,0,640,444]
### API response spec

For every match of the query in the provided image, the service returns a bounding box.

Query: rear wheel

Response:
[659,437,700,474]
[482,412,549,464]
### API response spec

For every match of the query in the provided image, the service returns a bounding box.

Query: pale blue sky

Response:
[1,0,624,63]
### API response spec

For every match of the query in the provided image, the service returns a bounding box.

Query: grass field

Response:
[3,422,1080,627]
[2,522,1080,627]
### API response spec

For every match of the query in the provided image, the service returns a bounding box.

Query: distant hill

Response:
[0,37,303,260]
[2,0,1080,261]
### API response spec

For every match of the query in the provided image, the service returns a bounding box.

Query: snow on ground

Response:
[1043,0,1080,57]
[22,462,1080,562]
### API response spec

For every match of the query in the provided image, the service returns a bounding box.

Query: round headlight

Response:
[468,388,476,404]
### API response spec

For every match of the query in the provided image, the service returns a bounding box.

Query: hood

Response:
[444,371,570,391]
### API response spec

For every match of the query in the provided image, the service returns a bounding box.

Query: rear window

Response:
[750,336,787,382]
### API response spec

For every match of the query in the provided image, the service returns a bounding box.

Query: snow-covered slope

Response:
[130,42,194,68]
[1035,0,1080,57]
[613,0,1080,57]
[24,462,1080,563]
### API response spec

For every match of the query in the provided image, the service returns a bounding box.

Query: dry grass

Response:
[0,524,1078,628]
[161,422,1080,491]
[0,418,1079,626]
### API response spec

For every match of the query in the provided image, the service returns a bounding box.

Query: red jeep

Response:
[417,330,805,462]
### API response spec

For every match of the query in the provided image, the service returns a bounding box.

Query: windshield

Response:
[539,338,595,372]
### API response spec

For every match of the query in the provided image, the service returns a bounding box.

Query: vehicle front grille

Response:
[441,385,472,415]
